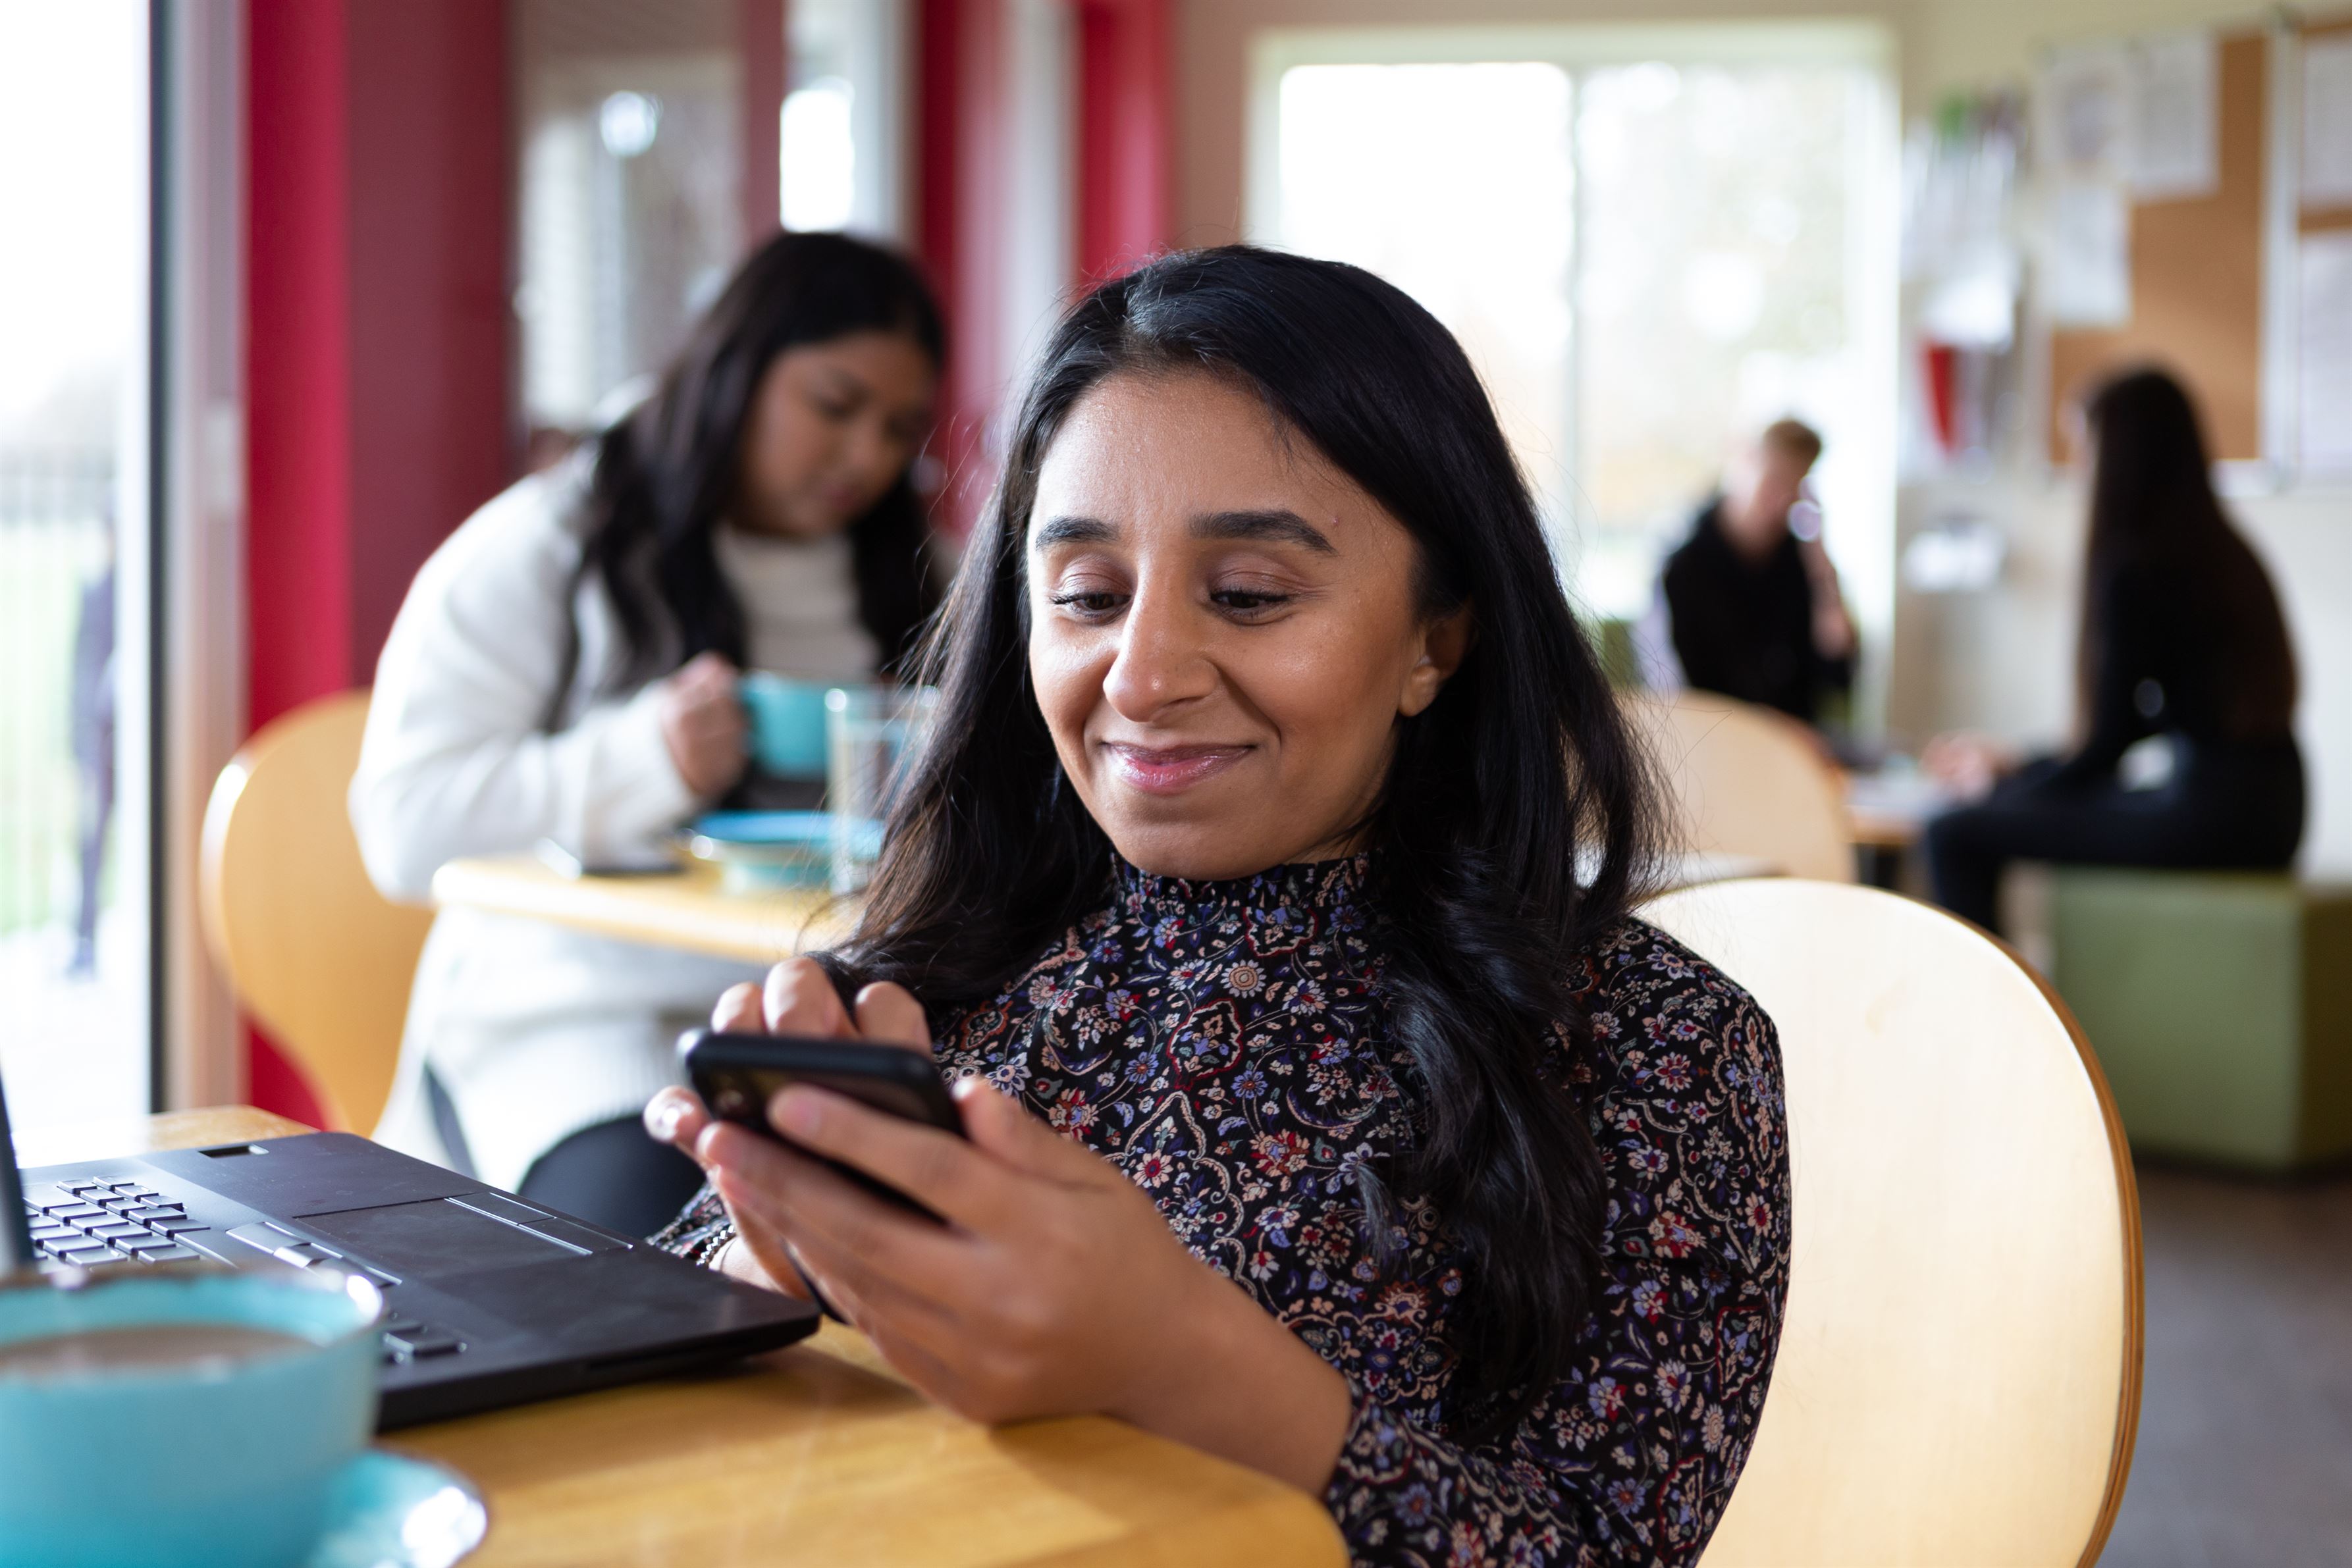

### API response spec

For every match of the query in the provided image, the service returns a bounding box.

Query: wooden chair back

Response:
[200,690,435,1133]
[1640,879,2141,1567]
[1624,691,1854,882]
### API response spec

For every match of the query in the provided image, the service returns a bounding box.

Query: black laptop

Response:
[1,1070,818,1426]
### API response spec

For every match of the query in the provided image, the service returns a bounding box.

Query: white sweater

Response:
[352,457,878,1188]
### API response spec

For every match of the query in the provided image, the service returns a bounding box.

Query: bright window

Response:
[0,1,151,1128]
[1256,29,1895,649]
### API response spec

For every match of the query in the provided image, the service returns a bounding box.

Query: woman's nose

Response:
[1102,582,1216,722]
[846,416,904,486]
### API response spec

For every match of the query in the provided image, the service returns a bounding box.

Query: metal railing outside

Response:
[0,448,117,940]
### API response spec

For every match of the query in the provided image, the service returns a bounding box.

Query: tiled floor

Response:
[2101,1161,2352,1567]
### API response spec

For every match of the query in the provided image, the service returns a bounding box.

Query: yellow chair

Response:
[1624,691,1855,883]
[1642,879,2141,1568]
[200,690,435,1134]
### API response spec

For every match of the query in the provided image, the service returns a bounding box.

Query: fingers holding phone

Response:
[743,956,932,1054]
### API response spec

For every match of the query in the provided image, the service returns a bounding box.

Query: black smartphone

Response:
[679,1030,964,1216]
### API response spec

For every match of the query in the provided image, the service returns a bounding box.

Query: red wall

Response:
[244,0,513,1124]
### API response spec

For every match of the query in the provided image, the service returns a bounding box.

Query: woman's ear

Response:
[1398,603,1475,718]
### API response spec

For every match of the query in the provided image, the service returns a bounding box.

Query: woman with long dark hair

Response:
[641,247,1790,1563]
[1925,368,2303,930]
[354,232,944,1235]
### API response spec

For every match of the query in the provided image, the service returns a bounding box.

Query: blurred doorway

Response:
[1251,23,1897,707]
[0,2,153,1129]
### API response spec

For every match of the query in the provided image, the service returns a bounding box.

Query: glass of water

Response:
[824,685,938,895]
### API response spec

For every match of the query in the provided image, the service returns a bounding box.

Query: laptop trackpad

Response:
[302,1198,583,1277]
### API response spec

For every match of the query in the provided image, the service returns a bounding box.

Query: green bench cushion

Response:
[2049,870,2352,1171]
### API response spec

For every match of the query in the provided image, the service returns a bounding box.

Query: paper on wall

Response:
[2305,36,2352,211]
[2299,230,2352,473]
[2129,32,2217,201]
[2039,44,2132,180]
[2042,180,2133,327]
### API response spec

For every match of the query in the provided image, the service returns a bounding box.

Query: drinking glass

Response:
[825,685,938,895]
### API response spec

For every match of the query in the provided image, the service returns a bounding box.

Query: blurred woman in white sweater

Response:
[352,232,944,1234]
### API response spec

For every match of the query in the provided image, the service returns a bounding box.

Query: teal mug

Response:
[737,671,833,778]
[0,1265,383,1568]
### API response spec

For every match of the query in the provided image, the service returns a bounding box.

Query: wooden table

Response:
[32,1109,1346,1567]
[431,855,853,966]
[1843,770,1956,853]
[435,849,1780,966]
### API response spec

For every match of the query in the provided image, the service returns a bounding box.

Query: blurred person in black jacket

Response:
[1923,369,2303,932]
[1656,417,1855,730]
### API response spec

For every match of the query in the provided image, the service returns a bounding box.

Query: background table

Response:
[30,1108,1346,1567]
[434,849,1779,966]
[431,855,851,965]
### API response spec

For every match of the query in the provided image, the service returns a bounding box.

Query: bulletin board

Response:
[2045,31,2267,461]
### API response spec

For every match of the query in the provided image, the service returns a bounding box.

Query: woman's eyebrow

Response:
[1192,508,1337,555]
[1031,515,1119,548]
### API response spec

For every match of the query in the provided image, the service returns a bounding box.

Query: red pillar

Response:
[1075,0,1171,283]
[244,0,512,1125]
[246,0,354,732]
[914,0,1009,539]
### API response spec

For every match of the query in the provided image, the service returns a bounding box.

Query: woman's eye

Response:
[1048,590,1125,617]
[1212,588,1291,615]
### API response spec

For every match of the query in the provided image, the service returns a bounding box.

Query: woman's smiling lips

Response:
[1101,743,1252,795]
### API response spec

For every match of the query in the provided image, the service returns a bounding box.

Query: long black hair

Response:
[2081,368,2296,740]
[555,230,946,709]
[839,246,1659,1436]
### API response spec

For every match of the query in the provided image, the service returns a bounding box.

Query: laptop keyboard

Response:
[22,1176,466,1367]
[23,1178,205,1266]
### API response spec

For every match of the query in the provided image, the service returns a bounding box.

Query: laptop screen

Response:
[1,1071,32,1274]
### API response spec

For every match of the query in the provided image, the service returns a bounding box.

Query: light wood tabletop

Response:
[431,854,853,965]
[1842,770,1958,852]
[432,848,1782,966]
[34,1107,1347,1568]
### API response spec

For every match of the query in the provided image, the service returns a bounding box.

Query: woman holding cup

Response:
[352,232,944,1236]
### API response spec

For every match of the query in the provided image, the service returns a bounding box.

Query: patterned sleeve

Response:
[1324,924,1792,1566]
[651,1180,736,1268]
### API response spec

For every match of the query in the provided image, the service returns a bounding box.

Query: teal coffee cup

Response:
[737,672,833,778]
[0,1265,383,1568]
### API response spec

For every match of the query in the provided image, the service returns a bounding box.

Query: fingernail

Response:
[773,1087,820,1137]
[648,1101,683,1141]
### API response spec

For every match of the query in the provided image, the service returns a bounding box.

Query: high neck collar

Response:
[1112,852,1374,928]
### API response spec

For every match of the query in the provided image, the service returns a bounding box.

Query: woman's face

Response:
[1025,369,1470,881]
[735,330,937,539]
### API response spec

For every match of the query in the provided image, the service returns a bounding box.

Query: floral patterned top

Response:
[656,856,1790,1567]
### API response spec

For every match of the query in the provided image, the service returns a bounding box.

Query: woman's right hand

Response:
[1921,730,2017,801]
[659,651,749,799]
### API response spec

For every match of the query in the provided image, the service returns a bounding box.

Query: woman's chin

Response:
[1096,819,1246,880]
[1100,816,1338,883]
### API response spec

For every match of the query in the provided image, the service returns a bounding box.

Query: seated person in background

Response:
[1656,418,1854,729]
[1924,367,2303,933]
[641,246,1791,1565]
[350,232,944,1236]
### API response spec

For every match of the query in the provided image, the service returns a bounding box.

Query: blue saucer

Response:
[308,1449,486,1568]
[683,810,882,891]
